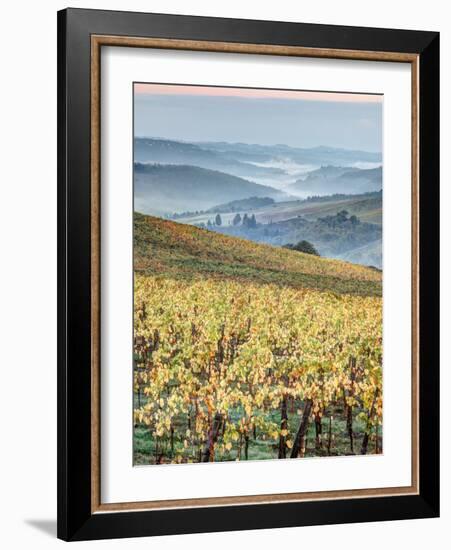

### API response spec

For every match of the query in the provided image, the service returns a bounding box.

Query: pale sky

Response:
[134,83,383,152]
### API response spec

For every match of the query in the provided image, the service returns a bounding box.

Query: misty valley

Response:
[134,137,383,268]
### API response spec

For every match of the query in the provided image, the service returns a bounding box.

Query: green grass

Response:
[133,397,381,465]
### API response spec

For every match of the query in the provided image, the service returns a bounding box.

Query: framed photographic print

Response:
[57,8,439,541]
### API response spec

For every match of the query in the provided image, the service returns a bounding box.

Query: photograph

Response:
[132,83,383,465]
[52,5,440,542]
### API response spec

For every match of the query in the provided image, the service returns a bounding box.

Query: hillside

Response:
[134,138,383,191]
[195,141,382,167]
[134,138,285,180]
[134,213,382,296]
[289,166,382,196]
[172,192,382,268]
[174,191,382,226]
[260,193,382,225]
[210,211,382,267]
[134,163,285,214]
[207,196,275,213]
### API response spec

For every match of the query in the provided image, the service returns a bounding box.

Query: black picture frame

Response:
[57,7,439,541]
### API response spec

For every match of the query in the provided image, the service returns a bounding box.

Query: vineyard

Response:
[133,216,382,465]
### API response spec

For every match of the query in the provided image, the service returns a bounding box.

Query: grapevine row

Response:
[133,275,382,464]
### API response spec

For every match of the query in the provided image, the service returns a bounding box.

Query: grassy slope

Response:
[134,213,382,297]
[175,193,382,227]
[254,195,382,225]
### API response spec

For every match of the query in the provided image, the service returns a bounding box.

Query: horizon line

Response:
[134,135,382,155]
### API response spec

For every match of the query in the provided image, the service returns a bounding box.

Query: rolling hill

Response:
[134,163,286,215]
[210,211,382,267]
[195,141,382,167]
[206,196,275,213]
[289,166,382,196]
[260,192,382,225]
[171,192,383,267]
[135,138,383,191]
[134,138,285,180]
[134,213,382,296]
[171,191,382,225]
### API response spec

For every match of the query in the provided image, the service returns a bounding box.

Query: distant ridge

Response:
[134,163,287,215]
[134,137,382,185]
[134,138,285,179]
[289,166,382,196]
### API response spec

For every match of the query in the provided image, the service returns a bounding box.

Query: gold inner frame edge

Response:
[90,35,420,514]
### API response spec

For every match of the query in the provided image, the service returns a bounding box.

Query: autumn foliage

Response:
[133,272,382,464]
